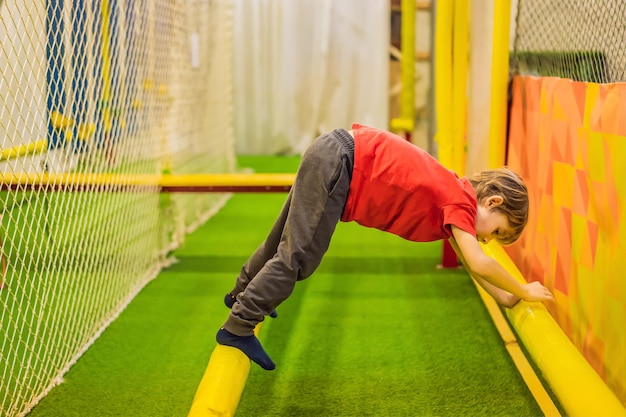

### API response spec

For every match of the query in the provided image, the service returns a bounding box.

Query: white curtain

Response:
[233,0,389,155]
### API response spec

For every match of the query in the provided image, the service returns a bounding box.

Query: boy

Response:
[217,124,553,370]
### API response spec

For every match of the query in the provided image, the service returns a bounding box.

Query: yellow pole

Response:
[482,241,626,417]
[187,346,251,417]
[451,0,469,175]
[187,325,263,417]
[0,140,47,162]
[435,0,459,267]
[434,0,454,168]
[390,0,415,134]
[488,0,510,168]
[0,172,296,189]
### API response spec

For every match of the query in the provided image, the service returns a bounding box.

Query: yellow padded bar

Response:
[187,325,263,417]
[0,173,296,192]
[482,241,626,417]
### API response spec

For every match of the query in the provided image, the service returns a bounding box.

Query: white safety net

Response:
[0,1,235,415]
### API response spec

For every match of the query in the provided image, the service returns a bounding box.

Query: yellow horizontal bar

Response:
[50,110,74,130]
[390,117,414,132]
[160,173,295,188]
[0,173,296,188]
[482,241,626,417]
[0,140,47,161]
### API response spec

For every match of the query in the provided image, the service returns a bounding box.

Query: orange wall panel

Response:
[507,75,626,406]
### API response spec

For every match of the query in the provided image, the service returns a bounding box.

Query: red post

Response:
[441,239,458,268]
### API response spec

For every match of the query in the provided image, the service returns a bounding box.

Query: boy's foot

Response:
[216,328,276,370]
[224,293,278,318]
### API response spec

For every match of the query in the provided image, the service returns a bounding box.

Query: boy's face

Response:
[475,196,512,244]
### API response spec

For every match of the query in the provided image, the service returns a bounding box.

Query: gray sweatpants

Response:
[223,129,354,336]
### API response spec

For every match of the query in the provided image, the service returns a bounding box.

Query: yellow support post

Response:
[390,0,416,135]
[434,0,454,168]
[435,0,460,268]
[488,0,510,168]
[451,0,469,175]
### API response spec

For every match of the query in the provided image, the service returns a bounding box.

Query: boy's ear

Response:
[485,195,504,208]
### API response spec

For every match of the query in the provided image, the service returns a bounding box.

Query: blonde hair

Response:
[468,167,529,244]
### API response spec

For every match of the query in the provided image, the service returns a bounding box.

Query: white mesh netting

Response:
[0,1,235,415]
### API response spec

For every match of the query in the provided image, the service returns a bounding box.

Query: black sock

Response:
[224,293,278,318]
[216,328,276,370]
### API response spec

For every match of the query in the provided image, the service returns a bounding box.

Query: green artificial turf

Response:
[26,156,545,416]
[236,222,543,416]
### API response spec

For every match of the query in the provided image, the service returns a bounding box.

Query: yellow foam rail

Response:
[187,325,263,417]
[482,241,626,417]
[0,173,296,192]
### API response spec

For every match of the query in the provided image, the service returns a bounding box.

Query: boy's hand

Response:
[522,281,554,302]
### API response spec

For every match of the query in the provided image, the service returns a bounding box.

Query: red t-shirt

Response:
[340,124,477,242]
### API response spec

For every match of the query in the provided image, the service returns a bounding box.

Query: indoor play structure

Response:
[0,1,624,416]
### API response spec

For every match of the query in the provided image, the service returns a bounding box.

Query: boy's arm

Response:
[472,275,522,308]
[447,237,521,308]
[449,225,553,303]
